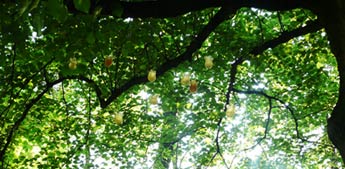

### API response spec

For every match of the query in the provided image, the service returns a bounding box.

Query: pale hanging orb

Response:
[149,95,159,105]
[190,80,197,93]
[104,56,113,68]
[114,113,123,125]
[204,56,213,69]
[147,69,156,82]
[68,57,77,70]
[180,73,191,86]
[226,104,235,118]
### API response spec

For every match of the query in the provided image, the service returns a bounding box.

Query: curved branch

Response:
[250,19,322,56]
[0,81,55,161]
[0,3,323,163]
[67,5,322,110]
[103,6,237,108]
[64,0,310,18]
[208,57,243,168]
[205,15,322,169]
[1,57,55,119]
[0,75,102,161]
[232,88,307,142]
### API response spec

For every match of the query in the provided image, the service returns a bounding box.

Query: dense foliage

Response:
[0,1,343,168]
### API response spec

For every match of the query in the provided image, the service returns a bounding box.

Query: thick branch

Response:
[64,0,310,18]
[0,7,237,157]
[103,6,237,108]
[59,4,319,110]
[251,19,322,56]
[65,7,321,110]
[311,2,345,164]
[0,2,323,162]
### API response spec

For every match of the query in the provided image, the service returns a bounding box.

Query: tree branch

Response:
[0,81,56,160]
[250,19,322,56]
[66,5,322,110]
[1,57,55,120]
[206,17,322,169]
[0,2,322,162]
[0,75,102,161]
[233,89,308,142]
[103,6,237,108]
[64,0,310,18]
[208,57,243,168]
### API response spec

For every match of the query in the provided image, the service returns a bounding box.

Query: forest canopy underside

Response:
[1,0,345,168]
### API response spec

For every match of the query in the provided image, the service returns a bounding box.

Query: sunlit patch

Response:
[247,145,263,160]
[253,83,265,89]
[204,137,212,145]
[238,93,247,99]
[138,90,149,100]
[31,145,41,156]
[124,17,133,22]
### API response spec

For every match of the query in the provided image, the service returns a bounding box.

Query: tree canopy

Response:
[0,0,344,168]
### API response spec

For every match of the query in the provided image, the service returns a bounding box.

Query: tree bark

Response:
[312,0,345,163]
[64,0,305,18]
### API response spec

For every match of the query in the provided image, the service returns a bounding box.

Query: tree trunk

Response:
[314,0,345,163]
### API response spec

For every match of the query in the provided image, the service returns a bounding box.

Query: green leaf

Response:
[111,1,123,17]
[86,32,95,44]
[1,2,342,168]
[73,0,90,13]
[47,0,68,22]
[32,15,43,36]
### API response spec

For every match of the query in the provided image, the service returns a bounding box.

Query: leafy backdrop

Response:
[0,0,342,168]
